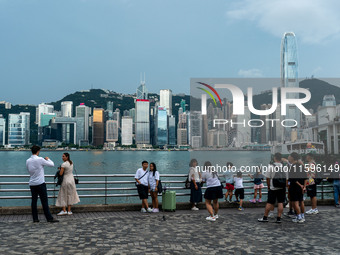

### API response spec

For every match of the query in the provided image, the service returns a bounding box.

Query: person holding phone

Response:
[26,145,59,223]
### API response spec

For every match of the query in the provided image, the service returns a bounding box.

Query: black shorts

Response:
[204,186,223,200]
[137,184,148,199]
[289,186,303,202]
[267,188,286,205]
[235,188,244,200]
[307,184,317,198]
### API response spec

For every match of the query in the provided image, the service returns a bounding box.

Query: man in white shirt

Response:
[135,161,152,213]
[26,145,59,223]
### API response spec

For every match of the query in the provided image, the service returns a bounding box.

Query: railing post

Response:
[104,176,107,205]
[321,180,324,200]
[53,177,56,205]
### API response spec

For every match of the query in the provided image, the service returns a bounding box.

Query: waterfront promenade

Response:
[1,205,339,255]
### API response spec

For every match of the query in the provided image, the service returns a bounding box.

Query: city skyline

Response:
[1,0,340,105]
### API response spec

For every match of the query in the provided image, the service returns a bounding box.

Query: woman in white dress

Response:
[56,153,80,215]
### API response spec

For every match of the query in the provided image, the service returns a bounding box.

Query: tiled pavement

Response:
[0,206,339,255]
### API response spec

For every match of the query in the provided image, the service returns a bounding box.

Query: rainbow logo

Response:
[196,82,223,106]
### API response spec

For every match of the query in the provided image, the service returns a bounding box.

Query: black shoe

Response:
[47,218,59,223]
[33,220,40,223]
[258,217,268,222]
[275,219,282,224]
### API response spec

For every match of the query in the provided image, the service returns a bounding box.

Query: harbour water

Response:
[0,150,287,207]
[0,150,271,175]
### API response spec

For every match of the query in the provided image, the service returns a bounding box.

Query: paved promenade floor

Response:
[1,206,339,255]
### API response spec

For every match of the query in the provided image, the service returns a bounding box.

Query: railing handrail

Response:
[0,174,189,178]
[0,174,335,205]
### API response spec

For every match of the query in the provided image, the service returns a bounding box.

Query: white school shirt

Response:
[234,177,243,189]
[201,171,221,188]
[135,168,149,186]
[26,155,55,186]
[188,167,201,182]
[148,171,160,188]
[265,162,288,190]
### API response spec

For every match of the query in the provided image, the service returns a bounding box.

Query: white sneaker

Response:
[146,207,153,213]
[292,217,304,223]
[57,210,67,216]
[214,214,219,219]
[268,212,275,218]
[313,208,319,214]
[141,208,147,213]
[206,216,216,222]
[191,206,199,211]
[67,211,73,215]
[306,209,314,214]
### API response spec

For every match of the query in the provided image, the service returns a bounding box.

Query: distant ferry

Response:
[271,141,325,157]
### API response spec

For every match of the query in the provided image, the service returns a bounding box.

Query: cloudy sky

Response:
[1,0,340,105]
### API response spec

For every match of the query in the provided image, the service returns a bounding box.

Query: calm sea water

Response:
[0,150,275,207]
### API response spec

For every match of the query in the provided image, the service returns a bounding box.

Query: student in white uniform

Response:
[201,161,223,221]
[135,161,152,213]
[148,162,160,213]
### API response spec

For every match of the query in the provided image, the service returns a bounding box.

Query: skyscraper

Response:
[135,79,150,145]
[189,111,202,147]
[61,101,73,143]
[8,112,30,146]
[156,106,168,146]
[281,32,299,140]
[61,101,73,117]
[136,77,148,100]
[177,112,188,145]
[168,115,176,146]
[106,120,119,142]
[180,99,186,112]
[76,104,91,144]
[160,89,172,115]
[36,103,54,127]
[107,101,114,112]
[135,100,150,145]
[0,115,5,146]
[92,108,105,146]
[121,116,133,145]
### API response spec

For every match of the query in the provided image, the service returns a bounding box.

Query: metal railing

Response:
[0,174,335,206]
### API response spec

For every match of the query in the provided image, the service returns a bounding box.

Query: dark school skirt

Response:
[204,185,223,200]
[190,181,202,203]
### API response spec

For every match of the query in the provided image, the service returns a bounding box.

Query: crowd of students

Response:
[189,152,340,222]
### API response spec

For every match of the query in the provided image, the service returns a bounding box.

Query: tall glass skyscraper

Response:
[121,116,133,145]
[281,32,299,140]
[8,112,30,146]
[0,115,5,146]
[168,115,176,145]
[61,101,73,117]
[36,103,54,127]
[76,104,91,144]
[106,120,119,142]
[156,107,168,146]
[160,89,172,116]
[135,100,150,144]
[92,108,105,146]
[135,79,150,145]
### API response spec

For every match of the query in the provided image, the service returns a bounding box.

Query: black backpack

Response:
[271,164,286,188]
